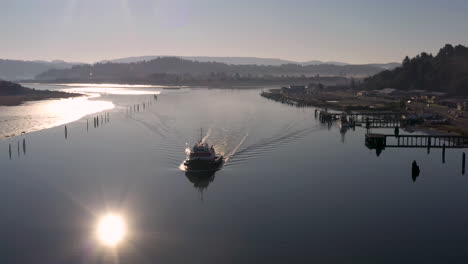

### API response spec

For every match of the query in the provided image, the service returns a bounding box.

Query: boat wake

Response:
[128,114,169,138]
[125,108,316,171]
[223,126,317,167]
[224,132,249,163]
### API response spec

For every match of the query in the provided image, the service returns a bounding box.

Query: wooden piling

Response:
[427,137,431,154]
[463,152,466,175]
[442,144,446,164]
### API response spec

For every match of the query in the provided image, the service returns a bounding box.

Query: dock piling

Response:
[442,144,446,164]
[427,137,431,154]
[463,152,466,175]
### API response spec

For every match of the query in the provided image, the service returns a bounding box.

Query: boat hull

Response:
[184,156,223,171]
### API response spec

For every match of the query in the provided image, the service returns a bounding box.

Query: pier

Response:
[320,111,402,122]
[317,110,403,127]
[366,133,468,149]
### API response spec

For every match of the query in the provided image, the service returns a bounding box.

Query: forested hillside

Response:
[36,57,385,83]
[363,44,468,95]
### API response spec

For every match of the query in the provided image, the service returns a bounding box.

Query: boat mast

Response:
[200,128,203,143]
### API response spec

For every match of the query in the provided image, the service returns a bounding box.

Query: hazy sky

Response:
[1,0,468,64]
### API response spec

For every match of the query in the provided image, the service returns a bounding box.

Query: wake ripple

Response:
[225,126,317,167]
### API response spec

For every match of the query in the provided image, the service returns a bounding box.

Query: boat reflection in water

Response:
[184,169,221,201]
[185,170,216,191]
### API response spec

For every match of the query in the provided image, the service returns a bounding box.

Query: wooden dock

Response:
[355,119,401,128]
[325,112,402,122]
[366,133,468,149]
[317,110,403,127]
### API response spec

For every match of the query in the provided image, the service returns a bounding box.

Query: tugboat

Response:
[184,129,223,171]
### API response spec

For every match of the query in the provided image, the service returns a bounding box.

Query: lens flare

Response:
[96,214,126,247]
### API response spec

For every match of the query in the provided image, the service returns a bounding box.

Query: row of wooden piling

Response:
[126,96,157,115]
[90,113,110,130]
[6,93,160,160]
[8,138,26,160]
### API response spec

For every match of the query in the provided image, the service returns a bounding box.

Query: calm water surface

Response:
[0,84,467,263]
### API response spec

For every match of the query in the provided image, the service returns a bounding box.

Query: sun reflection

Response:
[96,214,127,247]
[0,96,114,138]
[64,87,162,95]
[63,83,167,88]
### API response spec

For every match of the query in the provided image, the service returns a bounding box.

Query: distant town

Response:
[262,84,468,135]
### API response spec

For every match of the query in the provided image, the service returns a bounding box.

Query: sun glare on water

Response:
[96,214,127,247]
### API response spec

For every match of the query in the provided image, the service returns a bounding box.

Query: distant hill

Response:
[303,60,349,66]
[105,56,299,66]
[104,56,398,69]
[363,44,468,95]
[0,56,399,82]
[36,57,387,84]
[0,60,81,81]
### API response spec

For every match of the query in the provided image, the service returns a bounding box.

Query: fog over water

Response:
[1,84,468,263]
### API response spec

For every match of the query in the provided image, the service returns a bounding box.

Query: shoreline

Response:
[0,98,114,139]
[0,80,83,106]
[261,89,468,136]
[260,89,401,112]
[21,81,275,90]
[20,76,348,89]
[0,92,84,106]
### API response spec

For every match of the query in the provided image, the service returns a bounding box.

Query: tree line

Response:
[35,57,385,83]
[362,44,468,95]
